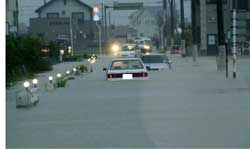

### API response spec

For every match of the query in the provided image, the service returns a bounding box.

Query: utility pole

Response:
[161,0,167,49]
[216,0,226,71]
[191,0,198,62]
[69,15,74,56]
[108,10,111,38]
[104,5,107,41]
[169,0,174,47]
[180,0,186,56]
[232,1,237,78]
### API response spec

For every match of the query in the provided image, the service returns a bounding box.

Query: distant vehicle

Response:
[141,53,172,71]
[171,45,181,54]
[103,57,148,81]
[134,37,152,54]
[117,44,136,57]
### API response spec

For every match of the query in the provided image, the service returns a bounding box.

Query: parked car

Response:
[103,57,148,81]
[141,53,172,71]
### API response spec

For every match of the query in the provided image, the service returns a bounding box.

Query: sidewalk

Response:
[6,60,87,101]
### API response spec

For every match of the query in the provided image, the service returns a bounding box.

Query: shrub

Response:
[79,64,88,72]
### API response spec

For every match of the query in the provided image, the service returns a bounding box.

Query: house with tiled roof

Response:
[29,0,98,55]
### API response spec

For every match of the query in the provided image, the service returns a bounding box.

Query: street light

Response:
[32,79,38,87]
[93,6,102,58]
[73,68,77,72]
[49,76,53,83]
[23,81,30,91]
[66,71,70,75]
[59,49,64,62]
[93,7,99,13]
[68,46,72,54]
[57,73,62,78]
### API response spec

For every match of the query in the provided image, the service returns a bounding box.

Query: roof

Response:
[111,57,141,61]
[35,0,92,13]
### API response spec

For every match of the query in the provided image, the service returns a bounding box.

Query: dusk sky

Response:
[18,0,191,26]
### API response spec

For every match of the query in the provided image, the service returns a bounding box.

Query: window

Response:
[232,0,249,10]
[247,20,250,35]
[47,13,59,18]
[72,12,84,20]
[206,0,227,4]
[111,60,144,70]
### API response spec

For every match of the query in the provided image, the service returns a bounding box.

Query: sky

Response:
[18,0,191,27]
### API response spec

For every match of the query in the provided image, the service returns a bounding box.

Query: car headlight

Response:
[144,45,150,50]
[111,44,120,52]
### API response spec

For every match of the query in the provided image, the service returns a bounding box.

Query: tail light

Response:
[133,72,148,77]
[107,73,122,78]
[107,74,112,78]
[142,72,148,77]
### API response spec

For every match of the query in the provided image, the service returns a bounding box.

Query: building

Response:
[128,6,162,38]
[6,0,19,35]
[29,0,98,55]
[110,25,137,42]
[194,0,250,56]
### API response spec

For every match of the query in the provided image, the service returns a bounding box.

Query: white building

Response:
[6,0,19,35]
[30,0,96,55]
[128,6,162,38]
[35,0,92,20]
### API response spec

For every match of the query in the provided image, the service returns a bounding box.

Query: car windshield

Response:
[121,46,133,51]
[110,60,144,70]
[141,55,167,64]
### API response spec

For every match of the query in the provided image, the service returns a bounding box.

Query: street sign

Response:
[93,14,100,21]
[113,2,143,10]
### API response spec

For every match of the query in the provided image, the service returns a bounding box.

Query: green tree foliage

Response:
[6,36,52,84]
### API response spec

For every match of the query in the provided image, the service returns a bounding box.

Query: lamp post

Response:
[69,15,74,56]
[32,79,38,88]
[93,6,102,58]
[49,76,53,84]
[68,46,72,55]
[59,49,64,62]
[23,81,30,91]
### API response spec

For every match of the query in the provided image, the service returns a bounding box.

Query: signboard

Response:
[113,2,143,10]
[208,35,216,45]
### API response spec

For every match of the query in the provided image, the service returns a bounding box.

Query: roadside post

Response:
[59,49,64,62]
[93,6,102,58]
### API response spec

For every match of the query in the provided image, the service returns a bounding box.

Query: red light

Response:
[108,74,112,78]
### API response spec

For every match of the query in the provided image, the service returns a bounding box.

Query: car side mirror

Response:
[103,68,107,71]
[146,66,151,70]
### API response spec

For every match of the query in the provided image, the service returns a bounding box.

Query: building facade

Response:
[29,0,98,55]
[128,6,162,38]
[195,0,250,56]
[6,0,19,35]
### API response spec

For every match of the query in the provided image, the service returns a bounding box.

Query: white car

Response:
[141,53,172,71]
[117,44,136,57]
[103,58,148,81]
